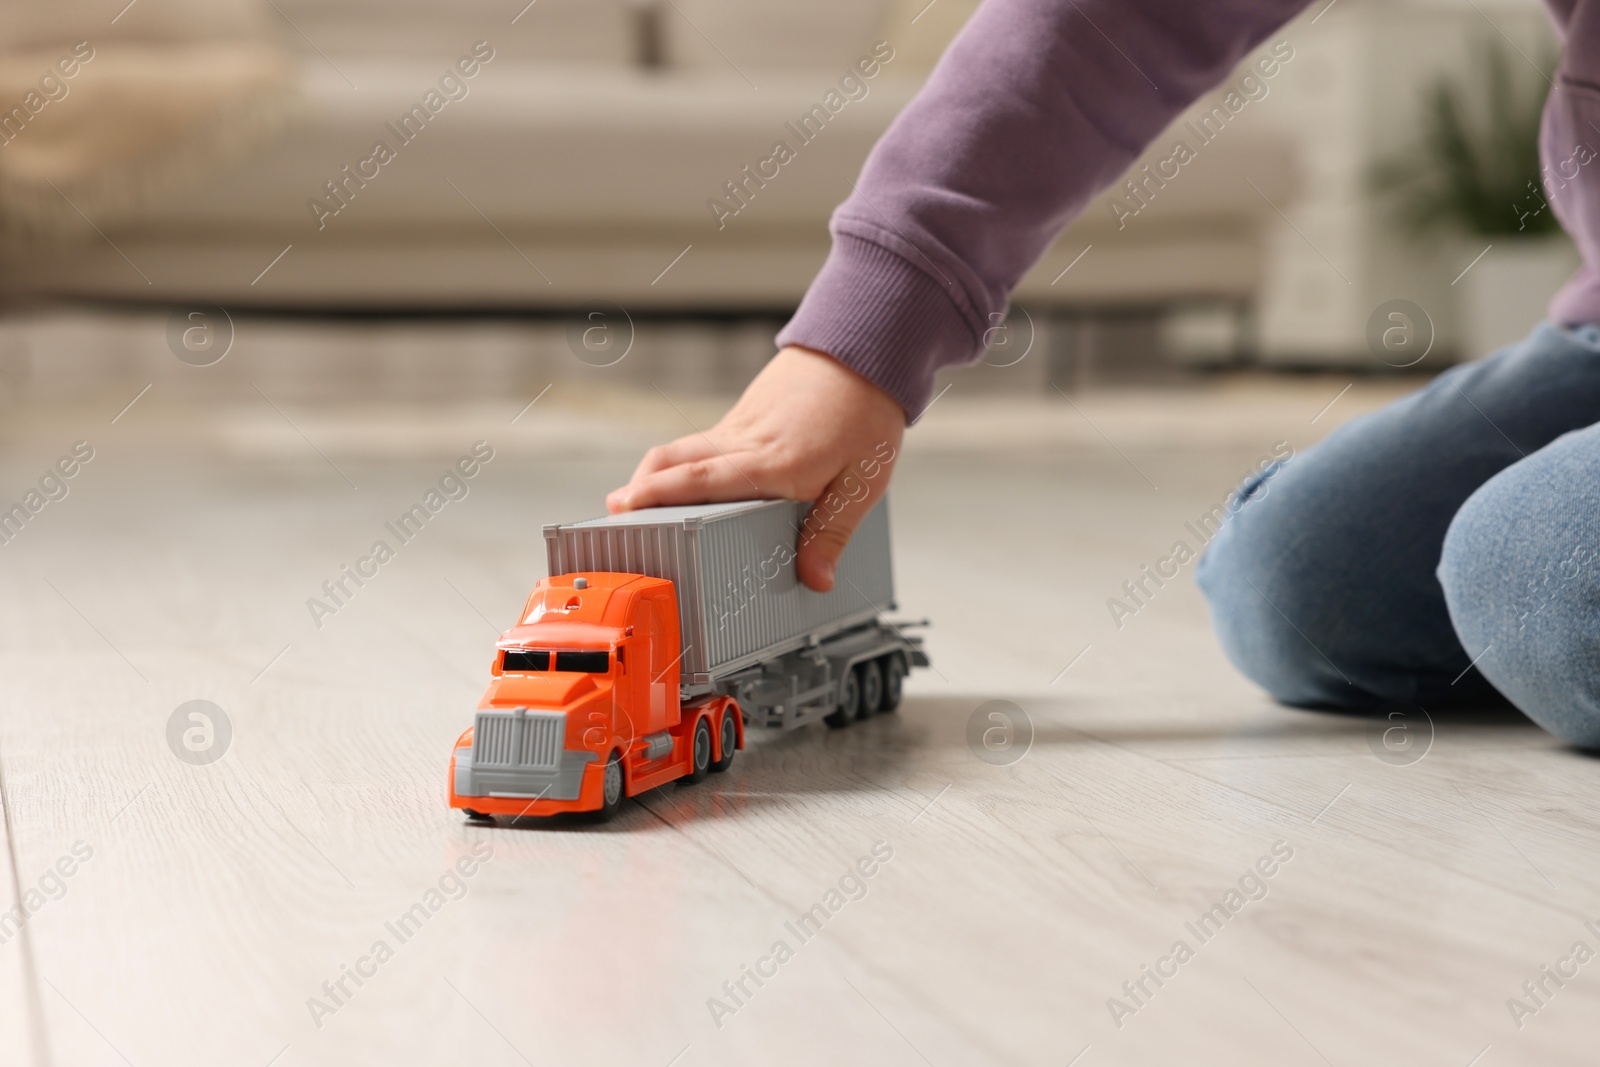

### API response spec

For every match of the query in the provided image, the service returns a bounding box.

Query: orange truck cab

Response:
[449,572,742,820]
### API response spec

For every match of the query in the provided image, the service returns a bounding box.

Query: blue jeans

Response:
[1197,321,1600,747]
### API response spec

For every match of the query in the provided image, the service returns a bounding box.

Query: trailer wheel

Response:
[858,660,883,716]
[595,751,625,820]
[710,708,738,773]
[685,716,714,783]
[880,653,906,712]
[825,668,862,728]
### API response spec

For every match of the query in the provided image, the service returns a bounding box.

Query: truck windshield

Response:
[502,649,609,673]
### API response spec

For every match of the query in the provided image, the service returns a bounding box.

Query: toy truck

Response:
[449,498,928,820]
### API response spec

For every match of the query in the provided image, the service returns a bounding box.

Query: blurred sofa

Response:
[0,0,916,310]
[0,0,1293,308]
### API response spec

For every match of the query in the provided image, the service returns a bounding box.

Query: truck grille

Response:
[473,709,564,769]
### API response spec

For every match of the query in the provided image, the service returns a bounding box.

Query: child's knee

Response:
[1441,436,1600,747]
[1199,499,1382,710]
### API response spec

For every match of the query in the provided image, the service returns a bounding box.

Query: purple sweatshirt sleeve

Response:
[776,0,1311,420]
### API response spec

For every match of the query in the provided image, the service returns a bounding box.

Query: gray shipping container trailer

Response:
[545,498,892,683]
[544,499,925,729]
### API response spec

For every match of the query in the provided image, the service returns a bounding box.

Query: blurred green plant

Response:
[1373,37,1559,238]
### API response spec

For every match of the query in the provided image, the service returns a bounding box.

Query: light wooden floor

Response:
[0,363,1595,1066]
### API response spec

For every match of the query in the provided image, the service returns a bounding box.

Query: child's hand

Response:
[607,345,905,592]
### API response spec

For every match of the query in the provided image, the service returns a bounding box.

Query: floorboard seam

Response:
[0,740,53,1067]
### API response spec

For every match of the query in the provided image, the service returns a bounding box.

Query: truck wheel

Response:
[596,751,625,820]
[462,809,491,823]
[825,668,862,728]
[710,708,738,773]
[880,653,906,711]
[685,716,713,783]
[858,660,883,716]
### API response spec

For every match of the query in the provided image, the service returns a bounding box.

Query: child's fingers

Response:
[612,453,772,511]
[631,435,721,480]
[793,463,891,592]
[608,436,724,511]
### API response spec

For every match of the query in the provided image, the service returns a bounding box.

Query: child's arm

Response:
[612,0,1310,589]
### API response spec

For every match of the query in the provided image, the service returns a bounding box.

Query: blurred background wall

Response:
[0,0,1567,401]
